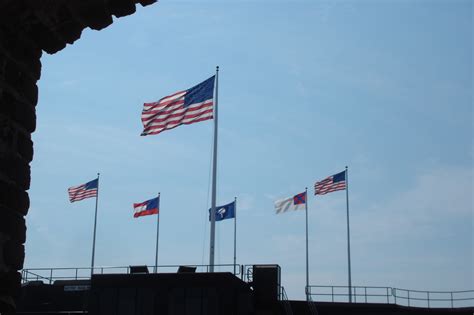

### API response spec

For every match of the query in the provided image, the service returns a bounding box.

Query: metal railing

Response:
[307,285,474,309]
[279,286,294,315]
[392,287,474,309]
[22,264,241,285]
[17,312,88,314]
[307,290,319,315]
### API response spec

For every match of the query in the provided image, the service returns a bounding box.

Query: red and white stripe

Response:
[141,90,213,136]
[68,184,97,203]
[314,176,346,195]
[133,202,158,218]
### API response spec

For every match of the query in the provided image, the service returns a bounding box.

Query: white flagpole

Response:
[345,166,352,302]
[305,187,310,301]
[154,192,161,273]
[91,172,100,275]
[209,66,219,272]
[233,197,237,275]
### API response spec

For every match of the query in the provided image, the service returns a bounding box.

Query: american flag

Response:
[68,178,98,203]
[141,76,215,136]
[314,171,346,195]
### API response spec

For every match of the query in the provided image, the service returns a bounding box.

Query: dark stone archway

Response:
[0,0,156,311]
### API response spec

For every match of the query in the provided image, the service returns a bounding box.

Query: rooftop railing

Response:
[21,264,240,285]
[21,266,473,309]
[307,285,474,309]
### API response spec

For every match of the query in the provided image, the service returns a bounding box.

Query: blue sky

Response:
[26,0,472,301]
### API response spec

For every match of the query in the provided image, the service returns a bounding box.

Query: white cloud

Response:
[354,165,473,243]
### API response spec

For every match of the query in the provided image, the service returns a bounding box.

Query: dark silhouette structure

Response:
[15,266,474,315]
[0,0,156,312]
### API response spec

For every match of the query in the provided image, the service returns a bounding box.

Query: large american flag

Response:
[314,171,346,195]
[68,178,98,203]
[141,76,215,136]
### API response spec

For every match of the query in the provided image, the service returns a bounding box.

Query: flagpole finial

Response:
[97,172,100,177]
[345,166,348,169]
[216,66,219,72]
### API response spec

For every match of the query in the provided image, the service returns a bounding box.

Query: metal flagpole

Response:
[233,197,237,275]
[345,166,352,302]
[305,187,309,301]
[154,192,161,273]
[91,172,100,275]
[209,66,219,272]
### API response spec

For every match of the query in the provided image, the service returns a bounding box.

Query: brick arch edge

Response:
[0,0,156,312]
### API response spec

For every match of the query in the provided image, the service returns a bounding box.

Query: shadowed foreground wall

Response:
[0,0,156,311]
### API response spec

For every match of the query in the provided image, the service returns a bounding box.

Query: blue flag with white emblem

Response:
[209,201,235,222]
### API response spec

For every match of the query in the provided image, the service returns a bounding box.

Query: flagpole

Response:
[209,66,219,272]
[154,192,161,273]
[305,187,310,301]
[91,172,100,275]
[233,197,237,275]
[345,166,352,302]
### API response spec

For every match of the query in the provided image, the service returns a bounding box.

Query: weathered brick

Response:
[0,91,36,133]
[3,240,24,270]
[0,206,26,243]
[0,271,21,296]
[0,116,16,151]
[107,0,137,18]
[0,153,31,190]
[53,6,85,45]
[0,27,42,78]
[68,0,113,31]
[22,83,39,110]
[138,0,157,6]
[0,0,158,309]
[26,20,67,55]
[2,61,39,110]
[17,132,33,162]
[0,180,30,216]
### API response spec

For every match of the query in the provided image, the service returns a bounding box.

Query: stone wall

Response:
[0,0,156,312]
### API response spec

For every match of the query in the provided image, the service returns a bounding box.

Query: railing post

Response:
[407,290,410,307]
[450,292,453,308]
[365,287,367,303]
[75,268,78,280]
[393,288,397,305]
[427,291,430,308]
[386,288,389,304]
[331,286,334,302]
[49,269,53,284]
[354,287,356,303]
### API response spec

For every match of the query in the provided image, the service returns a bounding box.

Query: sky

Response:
[25,0,472,302]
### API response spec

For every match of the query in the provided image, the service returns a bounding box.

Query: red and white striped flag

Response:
[141,76,215,136]
[68,178,98,203]
[314,171,346,195]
